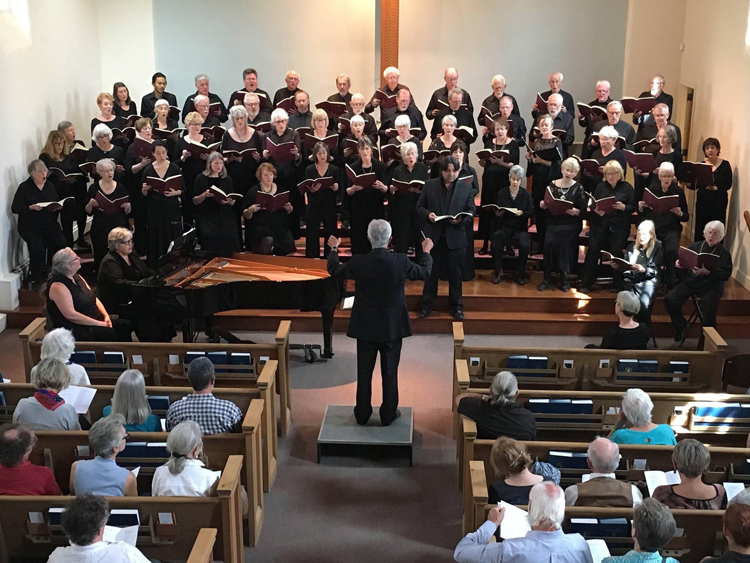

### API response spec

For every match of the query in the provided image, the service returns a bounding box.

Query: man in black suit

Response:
[327,220,433,426]
[417,156,476,320]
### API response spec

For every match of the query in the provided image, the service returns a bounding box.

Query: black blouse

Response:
[11,178,62,231]
[221,129,264,194]
[590,180,636,231]
[114,102,138,119]
[623,241,663,286]
[97,251,152,313]
[91,116,125,134]
[46,273,103,331]
[304,164,340,206]
[264,128,302,182]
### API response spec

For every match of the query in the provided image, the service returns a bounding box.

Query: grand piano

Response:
[132,234,343,357]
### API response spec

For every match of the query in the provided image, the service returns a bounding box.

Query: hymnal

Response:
[185,139,221,159]
[145,174,182,195]
[206,185,243,204]
[316,100,348,116]
[437,98,467,110]
[594,196,618,214]
[230,90,251,106]
[208,102,222,117]
[254,121,272,133]
[601,251,638,272]
[373,89,399,111]
[384,127,422,138]
[577,103,606,122]
[482,204,520,215]
[265,138,297,162]
[275,96,295,114]
[390,179,425,193]
[433,211,473,222]
[551,129,568,141]
[200,126,226,141]
[255,191,290,212]
[345,164,377,189]
[37,197,74,212]
[476,149,511,162]
[534,92,549,113]
[152,127,184,141]
[222,147,259,160]
[94,192,129,215]
[620,96,656,115]
[578,159,602,177]
[379,143,401,163]
[643,188,680,214]
[110,127,136,145]
[79,162,97,175]
[623,150,656,173]
[132,137,153,161]
[528,145,563,162]
[47,167,84,181]
[632,137,660,153]
[122,115,143,128]
[294,126,312,138]
[453,126,475,142]
[679,161,714,187]
[678,246,720,271]
[168,105,180,120]
[297,176,336,195]
[423,149,451,161]
[70,144,89,164]
[303,133,338,153]
[543,186,574,216]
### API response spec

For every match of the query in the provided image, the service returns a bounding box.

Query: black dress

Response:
[695,160,732,241]
[221,129,264,242]
[114,102,138,120]
[622,241,664,327]
[390,162,429,258]
[39,153,86,248]
[264,129,302,238]
[542,182,587,278]
[600,324,652,350]
[304,164,340,258]
[86,181,130,269]
[90,116,125,134]
[346,159,387,255]
[86,145,126,183]
[124,142,152,256]
[384,136,421,180]
[173,135,208,225]
[478,138,520,244]
[528,137,563,252]
[242,185,295,255]
[140,162,184,270]
[191,174,241,253]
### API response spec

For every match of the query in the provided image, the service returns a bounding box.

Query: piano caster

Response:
[290,343,327,363]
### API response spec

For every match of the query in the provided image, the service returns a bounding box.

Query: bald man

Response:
[634,74,674,131]
[426,68,474,126]
[273,70,300,108]
[532,72,575,122]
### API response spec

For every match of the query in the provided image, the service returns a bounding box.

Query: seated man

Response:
[602,498,678,563]
[455,482,593,563]
[0,423,61,495]
[48,493,150,562]
[165,357,242,434]
[665,220,733,342]
[564,437,642,507]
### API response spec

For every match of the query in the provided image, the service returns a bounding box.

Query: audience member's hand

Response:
[488,506,505,526]
[421,237,434,254]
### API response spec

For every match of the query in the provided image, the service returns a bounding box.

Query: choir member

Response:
[11,160,67,286]
[636,103,682,153]
[622,220,664,329]
[340,115,369,167]
[193,94,222,129]
[537,158,587,292]
[191,152,240,253]
[379,88,426,146]
[242,163,295,255]
[39,131,82,248]
[389,142,428,258]
[544,93,575,157]
[580,161,636,293]
[583,125,628,193]
[526,114,563,254]
[90,92,125,134]
[174,111,209,225]
[231,67,271,112]
[304,142,340,258]
[112,82,137,120]
[338,93,378,144]
[345,137,388,255]
[273,70,300,108]
[694,138,732,241]
[417,156,476,320]
[478,117,520,255]
[427,114,461,176]
[123,118,154,255]
[181,74,228,124]
[450,142,480,282]
[426,68,474,129]
[385,115,423,176]
[222,105,263,241]
[140,72,178,120]
[243,92,272,128]
[153,99,179,132]
[87,124,125,182]
[490,165,534,285]
[586,101,635,158]
[638,162,688,288]
[481,75,521,123]
[366,66,416,115]
[429,87,477,144]
[634,125,683,201]
[482,94,527,147]
[578,80,612,148]
[327,73,352,110]
[665,221,732,340]
[532,72,575,120]
[84,159,131,269]
[634,74,674,130]
[142,141,183,269]
[306,109,339,163]
[288,90,313,130]
[58,120,85,149]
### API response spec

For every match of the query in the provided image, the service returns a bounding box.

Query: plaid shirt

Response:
[165,393,243,434]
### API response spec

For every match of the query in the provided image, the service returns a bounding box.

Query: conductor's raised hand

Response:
[488,506,505,526]
[328,235,342,249]
[421,237,434,253]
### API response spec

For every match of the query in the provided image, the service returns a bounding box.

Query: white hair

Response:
[587,437,621,473]
[367,219,391,249]
[229,105,248,120]
[41,328,76,362]
[547,93,563,105]
[490,371,517,407]
[551,72,564,81]
[399,142,418,159]
[166,420,203,475]
[492,75,506,86]
[194,74,209,85]
[442,114,457,127]
[95,158,115,175]
[621,388,654,427]
[91,123,113,142]
[350,115,365,126]
[394,114,411,128]
[528,483,565,530]
[193,94,209,106]
[658,162,675,176]
[596,80,611,90]
[154,99,169,108]
[598,125,619,140]
[351,93,365,103]
[704,220,725,238]
[383,66,400,79]
[270,108,289,123]
[607,100,623,112]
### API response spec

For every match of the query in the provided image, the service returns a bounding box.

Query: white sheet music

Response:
[498,501,531,539]
[587,539,611,563]
[725,482,746,501]
[58,385,96,414]
[644,470,681,496]
[103,525,138,547]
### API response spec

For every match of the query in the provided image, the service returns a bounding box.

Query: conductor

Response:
[327,220,433,426]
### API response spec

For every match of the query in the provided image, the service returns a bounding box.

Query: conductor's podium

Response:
[317,405,414,465]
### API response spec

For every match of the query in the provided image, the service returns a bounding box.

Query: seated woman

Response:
[85,158,131,269]
[602,498,678,563]
[90,92,125,136]
[389,142,428,259]
[191,151,241,252]
[13,358,80,431]
[242,162,295,255]
[488,436,560,505]
[456,371,536,440]
[652,439,727,509]
[152,420,221,497]
[609,388,677,445]
[40,328,89,386]
[11,159,67,286]
[0,423,62,496]
[622,220,663,330]
[70,414,138,496]
[598,291,651,350]
[702,504,750,563]
[46,247,129,342]
[103,370,162,433]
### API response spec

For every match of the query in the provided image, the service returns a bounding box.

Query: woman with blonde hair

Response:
[14,358,80,430]
[173,110,209,225]
[191,151,240,252]
[488,436,560,505]
[622,220,663,329]
[103,370,161,432]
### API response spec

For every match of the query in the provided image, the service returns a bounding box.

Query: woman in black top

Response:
[242,162,295,255]
[703,504,750,563]
[90,92,125,135]
[191,152,240,253]
[124,118,154,256]
[426,114,461,178]
[304,142,340,258]
[84,158,131,270]
[695,138,733,241]
[580,160,636,293]
[174,111,211,225]
[87,124,126,184]
[152,99,180,155]
[487,437,560,506]
[478,117,520,255]
[584,125,628,194]
[113,82,137,120]
[599,291,651,350]
[345,137,388,255]
[527,115,563,254]
[141,141,184,270]
[634,124,683,202]
[11,160,67,284]
[384,114,422,179]
[622,220,664,329]
[389,142,428,259]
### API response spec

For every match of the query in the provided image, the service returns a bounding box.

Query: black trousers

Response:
[19,224,66,282]
[390,199,422,259]
[355,338,403,426]
[491,228,529,277]
[305,200,337,258]
[659,230,681,287]
[421,237,463,310]
[665,281,724,333]
[582,224,630,288]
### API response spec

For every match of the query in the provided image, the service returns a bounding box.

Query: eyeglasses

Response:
[120,239,133,244]
[122,432,131,442]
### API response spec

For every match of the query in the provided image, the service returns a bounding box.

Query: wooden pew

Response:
[188,528,218,563]
[19,317,294,437]
[452,322,727,395]
[0,456,246,562]
[1,360,278,494]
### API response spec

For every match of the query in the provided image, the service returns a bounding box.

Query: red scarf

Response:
[34,389,65,411]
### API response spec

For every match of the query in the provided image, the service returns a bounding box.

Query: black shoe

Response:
[418,308,432,319]
[478,246,489,256]
[452,307,464,320]
[578,286,591,294]
[674,324,690,342]
[561,282,571,292]
[516,277,526,286]
[492,271,503,284]
[537,280,550,291]
[381,409,401,426]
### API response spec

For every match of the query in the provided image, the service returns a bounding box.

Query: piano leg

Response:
[321,308,335,358]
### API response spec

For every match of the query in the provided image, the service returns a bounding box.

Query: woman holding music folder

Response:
[490,165,533,285]
[345,137,388,255]
[113,82,138,120]
[191,152,241,253]
[141,140,184,270]
[174,111,213,226]
[695,137,733,241]
[583,125,628,194]
[580,160,636,294]
[242,162,295,255]
[304,109,340,162]
[384,114,422,177]
[537,157,586,292]
[526,114,563,254]
[90,92,125,135]
[124,118,154,256]
[477,116,520,256]
[339,114,369,167]
[621,220,664,330]
[426,114,460,178]
[152,99,180,144]
[87,124,125,183]
[634,125,683,202]
[389,141,428,258]
[303,142,339,258]
[85,159,131,270]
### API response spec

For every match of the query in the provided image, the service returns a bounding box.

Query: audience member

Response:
[598,291,651,350]
[601,498,678,563]
[102,370,162,432]
[610,389,677,445]
[0,423,61,495]
[730,487,750,507]
[165,357,243,434]
[564,437,642,506]
[38,328,90,386]
[703,503,750,563]
[13,358,80,431]
[488,436,560,505]
[69,413,137,496]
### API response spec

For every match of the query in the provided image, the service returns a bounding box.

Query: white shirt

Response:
[151,459,221,497]
[564,472,643,506]
[66,362,90,386]
[48,541,149,563]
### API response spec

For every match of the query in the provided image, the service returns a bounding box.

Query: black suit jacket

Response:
[417,178,476,250]
[327,248,432,342]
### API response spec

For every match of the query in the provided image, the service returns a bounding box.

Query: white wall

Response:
[679,0,750,288]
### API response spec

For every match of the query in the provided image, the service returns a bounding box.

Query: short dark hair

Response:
[357,137,374,153]
[0,423,34,467]
[449,140,467,155]
[61,494,110,546]
[187,357,215,391]
[725,504,750,547]
[439,155,460,172]
[633,498,676,552]
[242,68,258,79]
[152,72,166,84]
[151,140,168,153]
[703,137,721,156]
